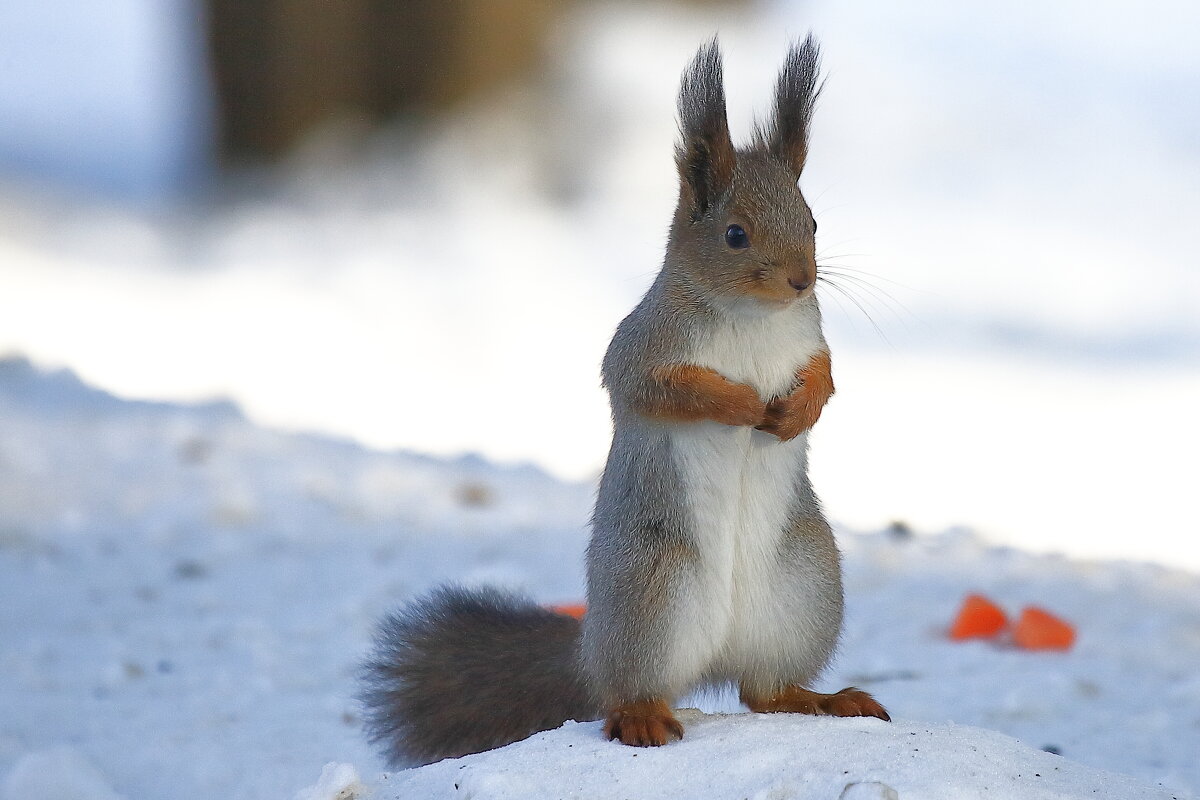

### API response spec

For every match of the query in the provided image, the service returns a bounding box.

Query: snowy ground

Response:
[2,1,1198,797]
[1,357,1198,799]
[381,713,1182,800]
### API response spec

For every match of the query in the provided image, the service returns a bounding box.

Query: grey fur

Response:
[752,34,822,174]
[359,586,600,766]
[676,38,736,219]
[677,38,727,149]
[584,395,698,701]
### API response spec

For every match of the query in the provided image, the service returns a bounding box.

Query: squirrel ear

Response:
[757,35,822,176]
[676,39,735,221]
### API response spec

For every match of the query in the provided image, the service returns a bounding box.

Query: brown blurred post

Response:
[204,0,567,163]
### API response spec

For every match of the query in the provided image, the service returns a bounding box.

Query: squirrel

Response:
[359,36,889,768]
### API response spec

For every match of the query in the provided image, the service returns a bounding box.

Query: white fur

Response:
[664,300,829,689]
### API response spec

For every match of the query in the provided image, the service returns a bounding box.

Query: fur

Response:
[585,287,841,707]
[359,586,600,765]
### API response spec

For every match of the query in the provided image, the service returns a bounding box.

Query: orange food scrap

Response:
[550,603,586,619]
[1013,606,1075,651]
[948,593,1008,640]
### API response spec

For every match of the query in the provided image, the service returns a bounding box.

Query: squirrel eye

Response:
[725,224,750,249]
[812,217,818,234]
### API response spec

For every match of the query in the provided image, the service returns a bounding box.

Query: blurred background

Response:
[1,0,1197,567]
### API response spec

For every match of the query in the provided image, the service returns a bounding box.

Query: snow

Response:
[2,747,125,800]
[0,0,211,200]
[292,763,364,800]
[1,1,1198,796]
[1,357,1198,799]
[385,712,1179,800]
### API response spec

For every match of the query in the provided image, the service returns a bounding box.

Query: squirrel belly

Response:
[584,416,844,704]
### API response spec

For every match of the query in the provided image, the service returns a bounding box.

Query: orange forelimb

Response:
[638,364,766,427]
[634,351,832,439]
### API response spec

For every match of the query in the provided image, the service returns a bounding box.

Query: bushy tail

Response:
[359,585,601,766]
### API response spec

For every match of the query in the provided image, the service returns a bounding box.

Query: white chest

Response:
[685,301,824,400]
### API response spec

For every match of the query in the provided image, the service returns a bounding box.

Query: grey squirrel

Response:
[360,36,889,767]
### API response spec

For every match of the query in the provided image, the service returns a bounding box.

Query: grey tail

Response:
[359,585,600,766]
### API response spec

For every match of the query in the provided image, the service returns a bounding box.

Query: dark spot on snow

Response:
[179,437,213,464]
[157,659,174,674]
[887,520,913,539]
[173,559,208,579]
[372,546,398,564]
[1041,744,1061,755]
[456,481,494,508]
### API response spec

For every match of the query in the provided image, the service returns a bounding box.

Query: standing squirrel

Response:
[360,36,889,767]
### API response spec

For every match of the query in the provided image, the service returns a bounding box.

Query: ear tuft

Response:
[676,38,736,221]
[754,35,822,176]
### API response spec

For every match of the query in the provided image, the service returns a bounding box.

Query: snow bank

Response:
[2,358,1197,799]
[382,711,1181,800]
[1,747,126,800]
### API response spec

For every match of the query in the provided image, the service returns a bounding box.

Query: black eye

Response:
[812,217,818,234]
[725,224,749,249]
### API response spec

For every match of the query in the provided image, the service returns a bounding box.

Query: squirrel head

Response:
[666,37,822,311]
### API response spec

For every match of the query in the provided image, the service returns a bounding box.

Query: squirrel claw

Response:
[603,699,684,747]
[824,687,891,721]
[756,395,818,441]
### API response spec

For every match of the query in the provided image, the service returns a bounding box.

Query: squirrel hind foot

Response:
[603,698,684,747]
[741,685,890,722]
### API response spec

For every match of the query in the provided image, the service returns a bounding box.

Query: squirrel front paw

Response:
[719,381,769,427]
[755,351,834,440]
[755,390,823,441]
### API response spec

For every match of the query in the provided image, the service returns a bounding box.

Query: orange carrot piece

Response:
[1013,606,1076,651]
[549,603,587,619]
[948,593,1008,640]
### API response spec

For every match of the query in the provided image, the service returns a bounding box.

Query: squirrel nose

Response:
[788,277,811,292]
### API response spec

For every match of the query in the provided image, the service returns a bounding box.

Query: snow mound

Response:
[383,710,1183,800]
[1,747,126,800]
[293,762,364,800]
